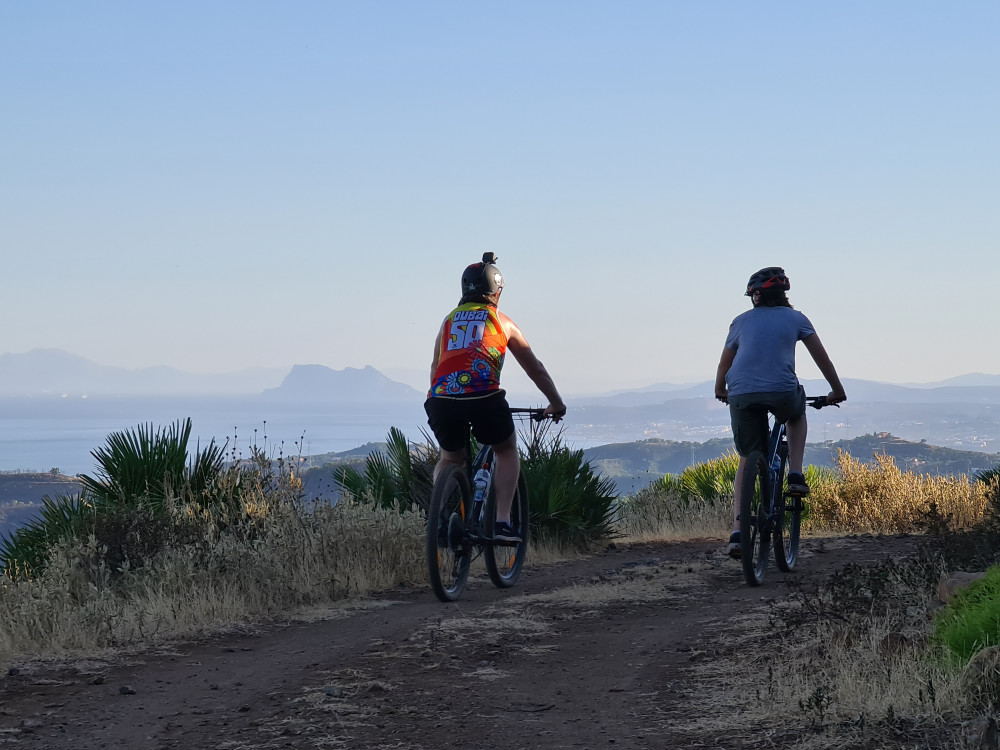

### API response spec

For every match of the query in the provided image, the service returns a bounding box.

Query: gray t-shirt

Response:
[724,306,816,396]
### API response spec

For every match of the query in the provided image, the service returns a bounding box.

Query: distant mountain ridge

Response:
[0,350,421,402]
[262,364,421,403]
[0,349,285,397]
[570,376,1000,408]
[584,433,1000,495]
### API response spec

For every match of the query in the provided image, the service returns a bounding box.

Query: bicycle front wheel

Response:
[484,470,529,588]
[426,463,473,602]
[774,485,803,573]
[740,452,772,586]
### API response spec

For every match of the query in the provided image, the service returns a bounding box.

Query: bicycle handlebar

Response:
[807,395,840,410]
[509,407,552,422]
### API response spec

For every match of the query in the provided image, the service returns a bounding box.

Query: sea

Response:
[0,395,697,476]
[0,397,431,475]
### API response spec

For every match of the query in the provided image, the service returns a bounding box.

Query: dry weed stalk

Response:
[613,485,732,543]
[0,490,425,669]
[807,451,988,534]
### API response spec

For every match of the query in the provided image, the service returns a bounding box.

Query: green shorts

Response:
[728,386,806,457]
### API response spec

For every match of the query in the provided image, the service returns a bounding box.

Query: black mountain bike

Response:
[740,395,838,587]
[426,407,547,602]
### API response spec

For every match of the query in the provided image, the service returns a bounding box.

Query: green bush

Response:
[934,564,1000,662]
[676,451,739,501]
[0,494,94,578]
[332,427,436,513]
[336,424,617,549]
[520,421,617,548]
[1,418,227,579]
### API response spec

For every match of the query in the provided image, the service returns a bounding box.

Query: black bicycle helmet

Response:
[461,252,504,296]
[745,266,790,296]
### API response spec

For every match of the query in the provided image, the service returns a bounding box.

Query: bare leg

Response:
[491,433,519,523]
[434,448,466,483]
[785,413,807,474]
[733,455,746,527]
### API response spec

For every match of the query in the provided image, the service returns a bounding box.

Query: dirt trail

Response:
[0,534,922,749]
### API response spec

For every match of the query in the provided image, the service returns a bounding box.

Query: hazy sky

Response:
[2,2,997,396]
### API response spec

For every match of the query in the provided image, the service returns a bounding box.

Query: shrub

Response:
[0,497,425,666]
[974,465,1000,517]
[0,495,94,579]
[519,420,617,549]
[676,451,739,501]
[806,450,988,534]
[614,481,731,542]
[332,427,437,513]
[1,419,229,580]
[79,418,226,513]
[337,423,618,549]
[934,564,1000,662]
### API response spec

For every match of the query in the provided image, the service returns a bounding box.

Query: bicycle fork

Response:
[764,424,789,529]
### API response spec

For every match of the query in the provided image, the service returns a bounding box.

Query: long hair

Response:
[755,288,793,308]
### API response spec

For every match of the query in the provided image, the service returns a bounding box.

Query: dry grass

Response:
[3,440,998,746]
[608,450,1000,746]
[614,449,993,546]
[668,548,999,749]
[613,485,732,543]
[0,499,426,669]
[807,451,990,534]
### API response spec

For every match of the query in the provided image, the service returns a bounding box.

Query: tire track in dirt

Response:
[0,535,920,749]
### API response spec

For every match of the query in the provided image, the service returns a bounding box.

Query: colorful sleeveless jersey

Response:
[428,303,508,398]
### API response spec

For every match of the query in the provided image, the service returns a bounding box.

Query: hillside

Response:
[0,473,82,538]
[583,433,1000,494]
[4,434,999,537]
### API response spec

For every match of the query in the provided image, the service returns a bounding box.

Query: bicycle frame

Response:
[465,442,495,548]
[425,406,545,601]
[763,419,789,521]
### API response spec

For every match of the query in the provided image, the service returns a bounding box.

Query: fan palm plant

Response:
[333,427,436,513]
[79,418,225,511]
[0,494,94,578]
[519,420,617,548]
[1,418,226,579]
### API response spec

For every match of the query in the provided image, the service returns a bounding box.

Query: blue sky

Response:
[2,2,997,396]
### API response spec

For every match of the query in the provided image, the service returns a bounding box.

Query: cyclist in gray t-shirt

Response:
[714,267,847,560]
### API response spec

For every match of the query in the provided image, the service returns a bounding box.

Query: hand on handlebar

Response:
[808,393,845,409]
[544,403,567,422]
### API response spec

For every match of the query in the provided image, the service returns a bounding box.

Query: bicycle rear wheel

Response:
[739,452,772,586]
[484,470,529,588]
[426,463,473,602]
[774,485,803,573]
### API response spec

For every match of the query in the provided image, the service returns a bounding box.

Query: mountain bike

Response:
[426,407,548,602]
[740,395,838,587]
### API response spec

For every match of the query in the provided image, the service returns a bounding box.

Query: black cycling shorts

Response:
[423,391,515,453]
[728,386,806,457]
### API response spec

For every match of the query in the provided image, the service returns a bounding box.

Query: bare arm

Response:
[715,346,736,403]
[802,334,847,403]
[428,327,443,387]
[500,314,567,419]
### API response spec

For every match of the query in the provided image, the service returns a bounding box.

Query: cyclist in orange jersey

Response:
[425,253,566,543]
